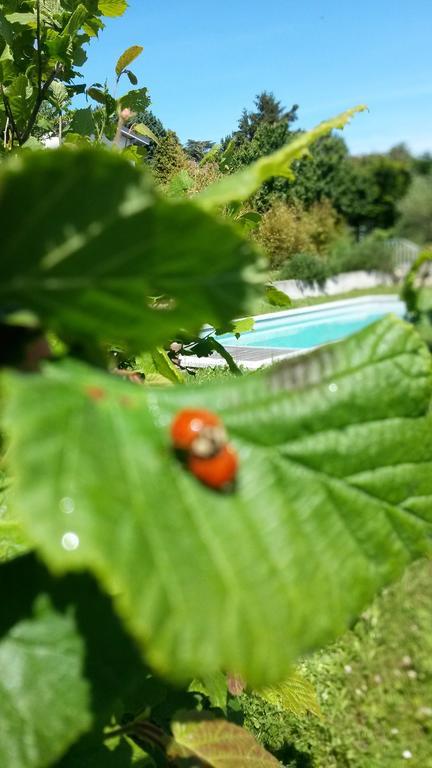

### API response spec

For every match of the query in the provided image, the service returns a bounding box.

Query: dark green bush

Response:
[279,252,329,286]
[327,232,395,275]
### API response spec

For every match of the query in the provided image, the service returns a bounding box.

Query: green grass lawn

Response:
[240,559,432,768]
[253,286,400,316]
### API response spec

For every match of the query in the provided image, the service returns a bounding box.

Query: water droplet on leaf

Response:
[60,497,75,514]
[61,532,80,551]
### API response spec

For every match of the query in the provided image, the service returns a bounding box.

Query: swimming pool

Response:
[217,296,405,351]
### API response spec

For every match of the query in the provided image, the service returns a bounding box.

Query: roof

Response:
[121,127,151,146]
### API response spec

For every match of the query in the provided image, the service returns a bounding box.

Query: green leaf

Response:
[5,12,36,26]
[118,87,150,114]
[197,105,367,210]
[69,106,95,136]
[0,148,262,350]
[0,587,90,767]
[49,80,70,111]
[225,317,255,337]
[150,347,184,384]
[167,169,193,199]
[115,45,143,77]
[264,284,292,308]
[189,673,228,712]
[62,3,88,36]
[98,0,128,17]
[169,715,280,766]
[255,672,321,718]
[5,74,35,129]
[236,210,262,233]
[3,316,432,686]
[132,122,160,145]
[86,86,108,105]
[125,70,138,86]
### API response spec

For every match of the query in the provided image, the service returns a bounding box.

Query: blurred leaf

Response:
[189,672,228,712]
[265,284,292,308]
[167,169,193,198]
[151,347,184,384]
[115,45,143,77]
[0,588,90,768]
[0,148,263,350]
[236,210,262,233]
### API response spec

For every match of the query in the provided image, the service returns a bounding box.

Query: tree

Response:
[0,0,126,148]
[338,154,411,234]
[235,91,298,143]
[184,139,214,162]
[152,129,188,185]
[397,174,432,244]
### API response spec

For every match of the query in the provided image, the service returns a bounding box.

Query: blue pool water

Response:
[217,297,406,350]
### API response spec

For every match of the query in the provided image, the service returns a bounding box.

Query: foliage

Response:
[0,148,263,351]
[3,314,432,693]
[286,134,351,209]
[239,558,432,767]
[169,715,281,766]
[258,199,342,271]
[197,105,366,210]
[0,0,127,147]
[335,154,411,235]
[327,230,395,276]
[152,129,189,186]
[128,108,166,160]
[0,15,428,762]
[279,252,328,286]
[233,91,299,144]
[184,138,214,162]
[396,174,432,244]
[401,250,432,347]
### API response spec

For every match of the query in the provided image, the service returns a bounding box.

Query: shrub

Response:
[257,201,312,269]
[396,174,432,245]
[257,199,343,270]
[279,252,328,286]
[327,231,395,275]
[152,129,189,186]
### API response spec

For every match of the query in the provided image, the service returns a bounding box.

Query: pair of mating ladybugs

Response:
[171,408,238,490]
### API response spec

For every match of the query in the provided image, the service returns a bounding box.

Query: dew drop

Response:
[61,532,80,551]
[60,497,75,514]
[328,382,338,393]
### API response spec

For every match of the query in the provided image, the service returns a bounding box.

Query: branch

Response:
[20,66,60,145]
[1,86,21,145]
[36,0,42,95]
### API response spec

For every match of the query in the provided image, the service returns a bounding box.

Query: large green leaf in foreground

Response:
[0,148,263,348]
[3,317,432,685]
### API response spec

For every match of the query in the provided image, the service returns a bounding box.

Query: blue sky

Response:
[81,0,432,155]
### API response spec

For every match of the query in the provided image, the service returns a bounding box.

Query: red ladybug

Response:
[188,444,238,490]
[170,408,226,457]
[170,408,238,490]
